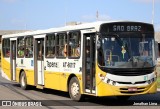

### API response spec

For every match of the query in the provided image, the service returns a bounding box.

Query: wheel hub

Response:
[71,82,79,97]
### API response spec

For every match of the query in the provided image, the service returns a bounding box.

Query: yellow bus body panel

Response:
[11,68,35,86]
[1,57,82,92]
[24,69,34,86]
[44,71,60,90]
[1,57,11,80]
[1,57,34,86]
[44,71,82,92]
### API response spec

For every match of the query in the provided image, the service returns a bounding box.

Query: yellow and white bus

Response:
[1,21,158,101]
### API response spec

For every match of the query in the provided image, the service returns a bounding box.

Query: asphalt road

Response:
[0,70,160,109]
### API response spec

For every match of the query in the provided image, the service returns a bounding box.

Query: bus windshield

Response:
[98,33,155,68]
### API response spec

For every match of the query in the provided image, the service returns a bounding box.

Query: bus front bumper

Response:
[97,81,157,96]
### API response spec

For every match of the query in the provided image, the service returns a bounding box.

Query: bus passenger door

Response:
[35,38,44,85]
[10,39,16,81]
[83,33,96,94]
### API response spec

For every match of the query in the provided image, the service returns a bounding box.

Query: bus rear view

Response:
[96,22,157,99]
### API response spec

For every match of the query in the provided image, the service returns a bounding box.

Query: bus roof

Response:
[2,20,152,38]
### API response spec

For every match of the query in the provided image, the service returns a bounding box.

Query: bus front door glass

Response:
[83,33,95,93]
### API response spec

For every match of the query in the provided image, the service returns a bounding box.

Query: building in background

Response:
[155,32,160,57]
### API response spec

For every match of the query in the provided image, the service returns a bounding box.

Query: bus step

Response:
[36,85,44,89]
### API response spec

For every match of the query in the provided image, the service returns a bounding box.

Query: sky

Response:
[0,0,160,31]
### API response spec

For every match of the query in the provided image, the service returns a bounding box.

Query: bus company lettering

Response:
[113,25,141,32]
[47,61,58,68]
[63,62,76,68]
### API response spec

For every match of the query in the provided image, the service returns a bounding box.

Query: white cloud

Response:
[81,14,111,22]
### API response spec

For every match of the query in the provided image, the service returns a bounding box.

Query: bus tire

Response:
[69,77,83,101]
[20,71,28,90]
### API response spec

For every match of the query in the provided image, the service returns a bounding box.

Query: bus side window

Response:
[46,33,55,58]
[25,36,33,58]
[18,47,24,57]
[17,37,25,58]
[2,38,10,57]
[56,33,67,57]
[68,31,81,58]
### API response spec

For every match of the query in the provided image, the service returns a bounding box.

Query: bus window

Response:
[46,33,55,58]
[56,33,67,57]
[17,37,25,58]
[2,38,10,57]
[68,31,81,58]
[25,36,33,58]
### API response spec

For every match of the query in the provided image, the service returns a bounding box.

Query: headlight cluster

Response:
[98,73,157,86]
[148,77,156,84]
[106,78,116,86]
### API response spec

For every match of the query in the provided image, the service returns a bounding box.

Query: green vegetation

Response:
[156,65,160,88]
[157,77,160,88]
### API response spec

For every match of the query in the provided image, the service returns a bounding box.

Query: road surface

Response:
[0,70,160,109]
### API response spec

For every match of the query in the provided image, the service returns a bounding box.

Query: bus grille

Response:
[120,91,144,94]
[120,87,145,94]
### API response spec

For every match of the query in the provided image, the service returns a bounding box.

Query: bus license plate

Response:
[128,87,137,91]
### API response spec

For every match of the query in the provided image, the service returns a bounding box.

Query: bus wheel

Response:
[69,77,83,101]
[20,71,28,90]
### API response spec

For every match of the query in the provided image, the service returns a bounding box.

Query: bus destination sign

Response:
[113,25,141,32]
[100,23,154,33]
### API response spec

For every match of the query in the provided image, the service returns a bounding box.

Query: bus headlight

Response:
[112,81,116,85]
[106,78,116,85]
[148,80,151,84]
[106,78,110,83]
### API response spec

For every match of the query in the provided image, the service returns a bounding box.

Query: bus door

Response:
[34,37,45,85]
[83,33,96,94]
[10,39,16,81]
